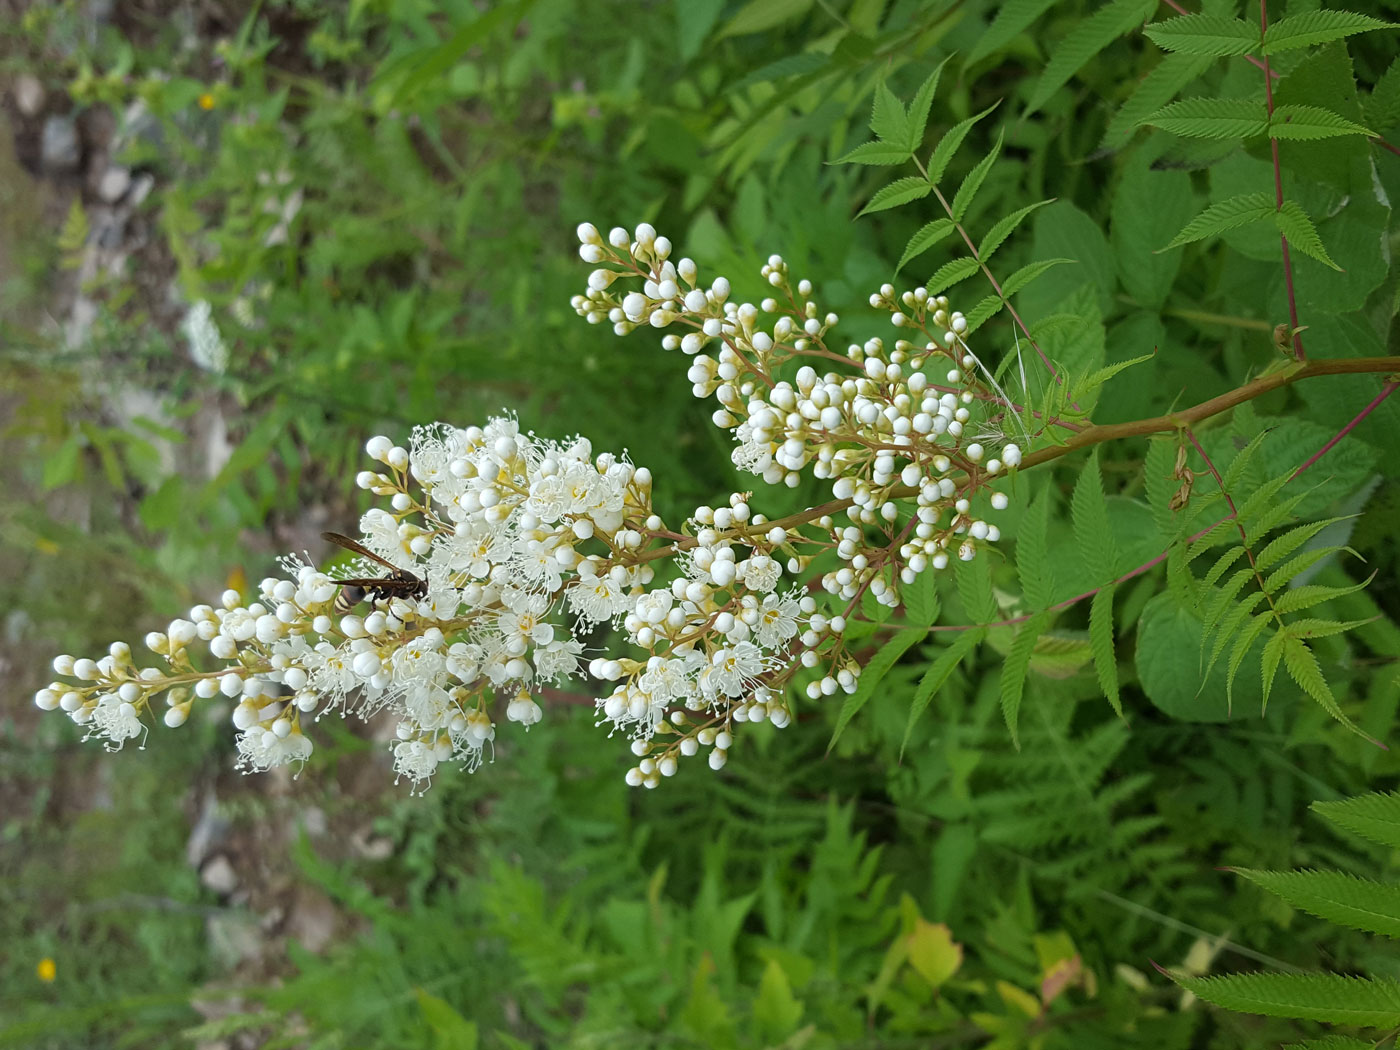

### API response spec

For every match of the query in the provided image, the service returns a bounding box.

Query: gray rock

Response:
[97,165,131,202]
[129,172,155,207]
[40,115,80,173]
[200,854,240,895]
[13,74,44,117]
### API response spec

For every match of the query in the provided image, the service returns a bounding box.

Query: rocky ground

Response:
[1,12,431,1044]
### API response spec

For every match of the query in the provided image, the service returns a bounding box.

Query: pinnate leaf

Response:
[1165,971,1400,1025]
[1366,56,1400,131]
[906,57,951,152]
[1143,14,1259,56]
[1274,200,1342,270]
[897,218,956,272]
[870,80,910,145]
[1140,97,1268,139]
[859,176,932,216]
[968,0,1058,64]
[926,103,999,184]
[1027,0,1156,115]
[1313,790,1400,848]
[951,130,1003,220]
[901,629,984,755]
[1001,612,1051,747]
[836,139,914,166]
[1232,868,1400,938]
[978,198,1053,262]
[927,256,980,296]
[1165,192,1275,249]
[829,628,928,747]
[1269,104,1375,140]
[1262,10,1396,54]
[1090,586,1121,716]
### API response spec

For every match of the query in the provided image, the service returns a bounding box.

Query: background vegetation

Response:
[2,0,1398,1047]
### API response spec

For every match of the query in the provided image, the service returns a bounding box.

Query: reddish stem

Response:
[1291,381,1400,480]
[1259,0,1306,361]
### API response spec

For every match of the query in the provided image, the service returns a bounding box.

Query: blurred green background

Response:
[3,0,1400,1047]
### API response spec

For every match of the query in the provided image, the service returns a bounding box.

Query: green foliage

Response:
[7,0,1400,1047]
[1166,788,1400,1031]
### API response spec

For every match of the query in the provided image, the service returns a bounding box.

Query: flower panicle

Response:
[37,222,1032,790]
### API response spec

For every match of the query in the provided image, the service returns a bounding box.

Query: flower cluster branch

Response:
[33,223,1399,790]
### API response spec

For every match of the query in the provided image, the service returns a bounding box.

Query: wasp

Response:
[321,532,427,616]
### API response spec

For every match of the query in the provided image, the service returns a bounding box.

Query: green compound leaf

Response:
[977,198,1054,263]
[1165,192,1275,249]
[1274,200,1342,270]
[1255,518,1348,572]
[967,0,1058,64]
[1143,14,1260,56]
[1071,451,1116,581]
[870,79,911,146]
[926,102,1000,184]
[897,218,956,273]
[927,256,981,296]
[1365,56,1400,131]
[902,569,940,628]
[951,130,1004,221]
[1070,353,1155,404]
[1027,0,1156,115]
[1104,52,1215,148]
[1232,867,1400,938]
[1164,971,1400,1026]
[828,627,928,749]
[906,57,952,153]
[835,139,913,166]
[999,257,1073,298]
[1001,611,1051,748]
[1269,104,1375,140]
[1090,586,1122,717]
[1262,10,1396,54]
[901,629,983,757]
[1140,97,1268,139]
[1280,633,1371,741]
[858,176,932,217]
[1313,790,1400,849]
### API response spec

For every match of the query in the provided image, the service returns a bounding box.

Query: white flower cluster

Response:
[37,222,1034,792]
[35,418,816,789]
[571,222,1022,608]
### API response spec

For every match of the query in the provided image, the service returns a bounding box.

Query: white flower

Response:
[701,642,767,700]
[506,692,543,726]
[534,637,583,683]
[753,592,801,649]
[236,726,313,772]
[740,555,782,593]
[90,695,144,750]
[393,737,441,792]
[567,574,620,624]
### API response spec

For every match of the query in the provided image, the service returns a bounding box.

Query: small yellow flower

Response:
[198,92,216,111]
[37,957,56,982]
